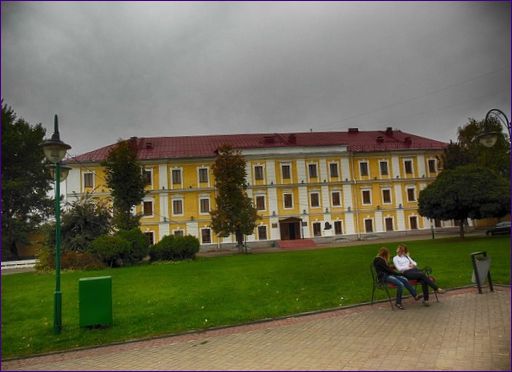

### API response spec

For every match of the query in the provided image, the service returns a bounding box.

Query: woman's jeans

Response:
[403,268,438,301]
[383,274,417,304]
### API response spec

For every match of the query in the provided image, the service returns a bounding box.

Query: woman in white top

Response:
[393,244,445,306]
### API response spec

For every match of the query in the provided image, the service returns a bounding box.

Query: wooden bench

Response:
[370,263,439,310]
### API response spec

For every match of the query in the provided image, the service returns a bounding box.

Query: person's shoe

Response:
[436,288,446,294]
[414,294,423,301]
[422,300,430,307]
[395,303,405,310]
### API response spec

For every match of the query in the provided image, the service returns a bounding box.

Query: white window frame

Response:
[427,158,437,174]
[379,160,389,177]
[409,215,419,230]
[334,220,343,235]
[406,186,416,202]
[143,168,153,188]
[83,172,95,189]
[201,228,212,244]
[364,218,374,233]
[361,189,372,205]
[142,199,154,217]
[172,197,184,216]
[384,217,394,231]
[257,225,268,240]
[403,159,414,176]
[255,194,266,211]
[310,191,321,208]
[331,191,342,207]
[313,222,322,237]
[329,162,340,178]
[283,192,294,209]
[199,196,210,215]
[359,160,370,177]
[254,165,265,181]
[381,188,392,204]
[198,167,209,185]
[171,168,183,188]
[281,163,292,180]
[308,162,318,179]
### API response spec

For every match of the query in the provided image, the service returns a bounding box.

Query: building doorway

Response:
[279,217,302,240]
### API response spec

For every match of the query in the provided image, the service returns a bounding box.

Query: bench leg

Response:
[384,286,394,310]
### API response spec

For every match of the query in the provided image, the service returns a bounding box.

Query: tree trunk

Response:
[459,219,465,238]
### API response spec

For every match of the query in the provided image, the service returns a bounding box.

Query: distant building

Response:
[66,127,449,249]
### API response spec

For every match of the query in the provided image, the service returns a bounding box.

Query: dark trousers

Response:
[402,268,438,301]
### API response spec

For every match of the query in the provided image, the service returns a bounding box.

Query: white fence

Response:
[1,259,37,269]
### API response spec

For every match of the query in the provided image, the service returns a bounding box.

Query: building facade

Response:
[66,128,448,249]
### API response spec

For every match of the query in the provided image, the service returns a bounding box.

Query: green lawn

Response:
[2,236,509,359]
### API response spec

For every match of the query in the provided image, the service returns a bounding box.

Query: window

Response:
[313,222,322,237]
[143,169,152,186]
[83,173,94,188]
[428,159,437,173]
[255,195,266,210]
[359,161,369,177]
[284,193,293,208]
[385,217,394,231]
[172,169,182,185]
[201,228,211,244]
[174,230,184,237]
[200,198,210,214]
[404,160,413,175]
[254,165,264,180]
[198,168,209,183]
[308,163,318,178]
[364,219,373,233]
[334,221,343,235]
[310,192,320,208]
[144,232,154,245]
[379,161,389,176]
[407,187,416,202]
[258,225,267,240]
[172,199,183,215]
[331,191,341,207]
[143,201,153,216]
[382,189,392,204]
[281,164,291,180]
[410,216,418,230]
[362,190,371,205]
[329,163,339,178]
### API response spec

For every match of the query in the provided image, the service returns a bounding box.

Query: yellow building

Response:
[67,127,448,249]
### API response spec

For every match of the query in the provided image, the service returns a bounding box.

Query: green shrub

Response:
[35,246,105,270]
[89,235,131,267]
[149,234,200,261]
[115,228,150,263]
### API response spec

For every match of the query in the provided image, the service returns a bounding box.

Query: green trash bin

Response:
[79,276,113,328]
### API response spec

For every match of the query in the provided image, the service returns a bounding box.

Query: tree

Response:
[442,117,510,177]
[102,139,146,230]
[60,192,112,251]
[2,103,53,259]
[210,145,259,253]
[419,165,509,238]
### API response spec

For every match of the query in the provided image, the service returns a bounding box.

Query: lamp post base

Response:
[54,290,62,334]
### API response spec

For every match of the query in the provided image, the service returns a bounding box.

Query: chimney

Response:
[348,128,359,133]
[385,127,393,136]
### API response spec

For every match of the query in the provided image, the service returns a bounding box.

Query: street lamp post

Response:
[41,115,71,334]
[479,108,511,147]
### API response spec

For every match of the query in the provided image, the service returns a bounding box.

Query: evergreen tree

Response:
[102,138,146,230]
[210,145,259,253]
[2,103,53,259]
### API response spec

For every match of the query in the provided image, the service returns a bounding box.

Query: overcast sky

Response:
[2,1,510,156]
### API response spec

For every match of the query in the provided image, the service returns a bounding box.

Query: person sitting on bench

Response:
[393,244,445,307]
[373,247,422,310]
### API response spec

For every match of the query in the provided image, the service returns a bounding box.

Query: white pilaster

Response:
[296,159,306,183]
[341,157,351,180]
[396,209,405,231]
[159,164,168,189]
[417,154,426,178]
[344,212,355,235]
[375,210,383,232]
[391,155,400,178]
[319,159,328,182]
[266,160,276,185]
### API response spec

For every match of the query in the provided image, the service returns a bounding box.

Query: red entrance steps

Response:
[277,239,317,249]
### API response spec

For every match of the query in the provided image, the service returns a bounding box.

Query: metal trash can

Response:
[470,251,494,294]
[79,276,113,328]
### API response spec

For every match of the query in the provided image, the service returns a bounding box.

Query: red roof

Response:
[70,129,447,163]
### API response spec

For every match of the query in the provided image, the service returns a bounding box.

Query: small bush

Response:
[115,228,150,263]
[35,246,54,271]
[149,235,200,261]
[89,235,131,267]
[35,246,105,270]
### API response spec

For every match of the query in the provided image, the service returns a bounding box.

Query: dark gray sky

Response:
[2,1,510,156]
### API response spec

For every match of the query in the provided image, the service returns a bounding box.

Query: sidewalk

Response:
[3,286,509,371]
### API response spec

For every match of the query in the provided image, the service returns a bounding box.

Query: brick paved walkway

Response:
[3,286,510,371]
